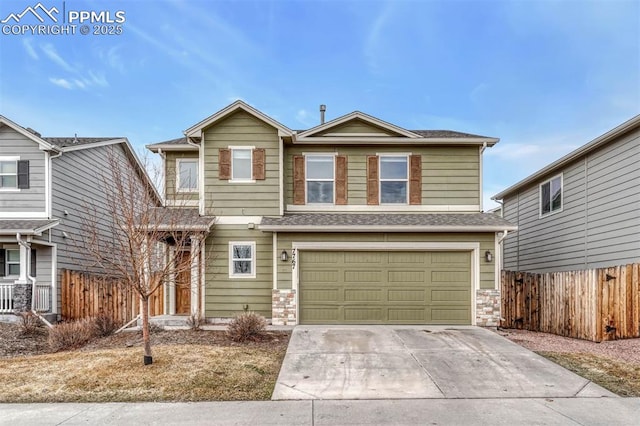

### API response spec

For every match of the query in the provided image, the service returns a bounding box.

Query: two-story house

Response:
[492,114,640,273]
[0,115,160,322]
[147,101,516,326]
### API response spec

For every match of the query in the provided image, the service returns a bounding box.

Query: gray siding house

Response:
[147,101,516,326]
[492,115,640,273]
[0,115,159,320]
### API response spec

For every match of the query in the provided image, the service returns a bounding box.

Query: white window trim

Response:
[229,146,256,183]
[229,241,256,279]
[305,153,336,205]
[176,158,199,193]
[378,154,409,205]
[5,248,20,278]
[539,173,563,218]
[0,156,20,192]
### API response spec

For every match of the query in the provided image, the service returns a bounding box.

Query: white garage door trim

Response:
[292,242,480,325]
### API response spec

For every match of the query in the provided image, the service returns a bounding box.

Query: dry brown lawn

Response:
[0,324,290,402]
[498,328,640,397]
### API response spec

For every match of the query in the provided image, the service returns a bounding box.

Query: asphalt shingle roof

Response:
[260,213,516,231]
[143,208,215,231]
[409,130,488,138]
[0,219,60,235]
[146,137,188,148]
[43,137,121,148]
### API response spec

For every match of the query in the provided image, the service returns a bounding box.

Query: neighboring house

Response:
[0,115,160,321]
[147,101,516,326]
[492,115,640,273]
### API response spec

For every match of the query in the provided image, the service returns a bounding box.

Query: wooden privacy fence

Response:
[501,264,640,342]
[61,269,164,324]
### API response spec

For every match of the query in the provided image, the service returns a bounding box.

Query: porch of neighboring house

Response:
[0,219,59,321]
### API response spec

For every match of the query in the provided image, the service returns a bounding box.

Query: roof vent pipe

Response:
[320,104,326,124]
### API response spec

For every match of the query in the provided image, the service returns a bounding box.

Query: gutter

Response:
[16,233,53,328]
[259,225,519,233]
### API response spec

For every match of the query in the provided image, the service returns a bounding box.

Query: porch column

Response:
[189,235,201,316]
[15,243,29,285]
[168,246,176,315]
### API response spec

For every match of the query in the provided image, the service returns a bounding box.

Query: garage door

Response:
[299,250,471,325]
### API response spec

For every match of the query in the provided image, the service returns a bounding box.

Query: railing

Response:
[0,283,13,313]
[34,284,51,312]
[0,283,52,313]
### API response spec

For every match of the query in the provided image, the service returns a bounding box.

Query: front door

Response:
[175,250,191,315]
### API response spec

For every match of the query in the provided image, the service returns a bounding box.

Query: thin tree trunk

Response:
[141,295,153,365]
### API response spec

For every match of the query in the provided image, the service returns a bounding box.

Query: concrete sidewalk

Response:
[2,398,639,425]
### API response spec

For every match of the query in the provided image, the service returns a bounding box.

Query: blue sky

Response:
[1,0,639,209]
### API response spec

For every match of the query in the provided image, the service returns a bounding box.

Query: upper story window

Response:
[176,158,198,192]
[540,174,562,216]
[306,155,334,204]
[218,147,265,182]
[231,148,253,181]
[229,241,255,278]
[0,160,17,189]
[379,155,408,204]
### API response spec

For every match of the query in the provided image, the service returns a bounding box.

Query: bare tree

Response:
[79,146,213,365]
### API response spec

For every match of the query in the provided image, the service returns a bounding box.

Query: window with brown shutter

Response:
[219,149,231,180]
[335,155,348,205]
[366,155,379,205]
[252,148,265,180]
[293,155,305,205]
[409,155,422,205]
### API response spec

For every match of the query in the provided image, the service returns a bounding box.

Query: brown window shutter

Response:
[293,155,305,205]
[409,155,422,205]
[335,155,348,205]
[219,149,230,180]
[253,148,265,180]
[366,155,379,205]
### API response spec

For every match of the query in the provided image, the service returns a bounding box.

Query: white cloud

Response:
[49,78,73,90]
[41,43,74,72]
[22,38,38,60]
[295,109,316,127]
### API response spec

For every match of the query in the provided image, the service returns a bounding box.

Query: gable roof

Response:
[297,111,421,138]
[492,114,640,200]
[0,115,59,152]
[184,100,293,138]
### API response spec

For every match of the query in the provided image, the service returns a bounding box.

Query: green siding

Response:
[315,118,396,136]
[299,250,471,324]
[284,146,479,207]
[202,111,280,216]
[164,152,199,204]
[276,232,496,290]
[204,226,273,318]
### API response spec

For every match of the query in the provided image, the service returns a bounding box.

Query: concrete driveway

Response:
[272,326,616,400]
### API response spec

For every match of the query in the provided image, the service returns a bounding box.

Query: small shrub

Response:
[92,313,120,337]
[226,312,267,342]
[18,312,43,336]
[186,312,206,331]
[48,318,97,352]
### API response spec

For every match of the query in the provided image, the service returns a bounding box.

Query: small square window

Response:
[232,149,253,181]
[177,159,198,192]
[540,174,562,216]
[229,242,255,278]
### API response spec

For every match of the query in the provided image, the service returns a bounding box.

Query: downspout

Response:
[16,233,53,328]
